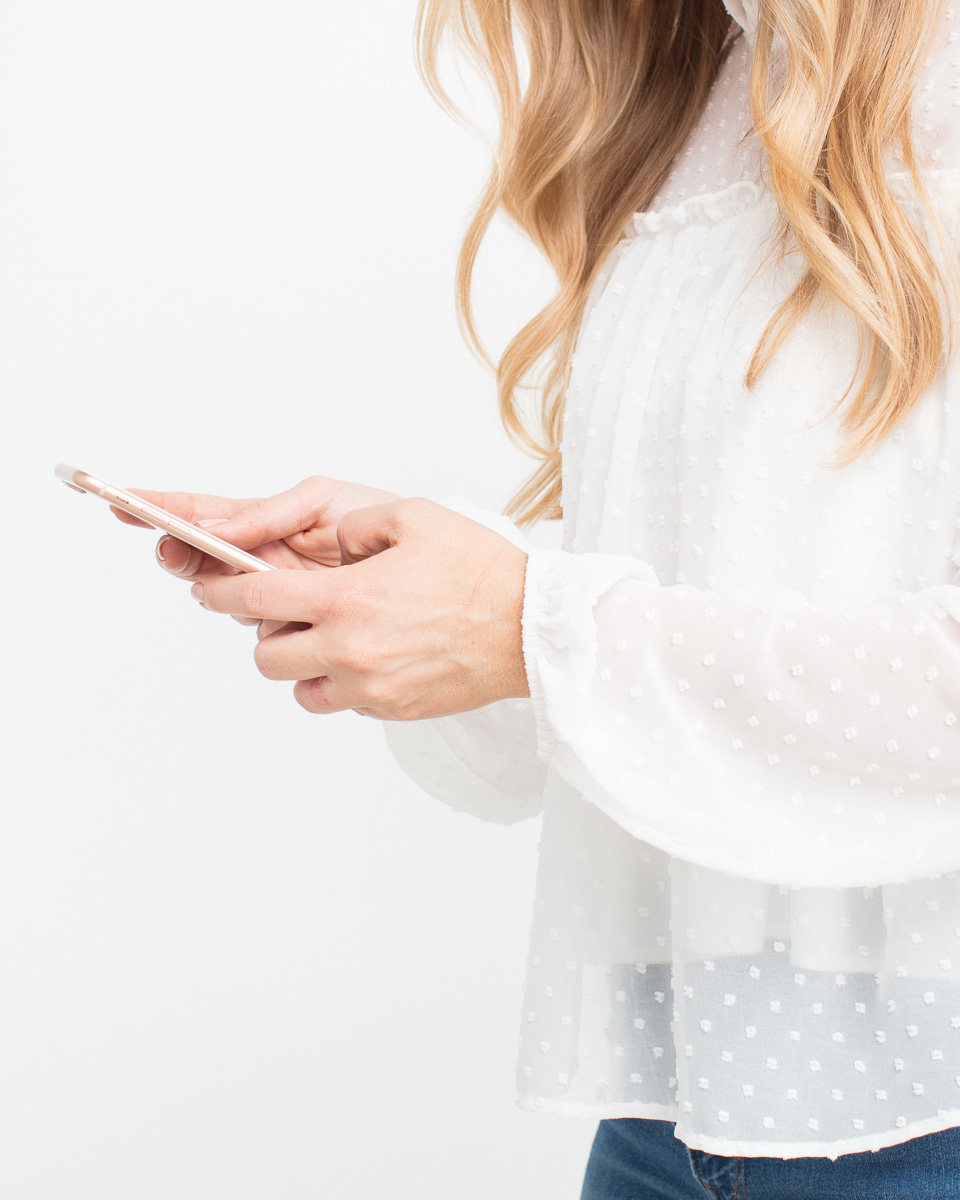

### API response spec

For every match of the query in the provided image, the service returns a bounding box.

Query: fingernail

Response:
[191,581,205,605]
[196,518,227,528]
[157,536,190,574]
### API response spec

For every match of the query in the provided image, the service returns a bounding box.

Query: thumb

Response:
[204,481,321,550]
[336,501,406,565]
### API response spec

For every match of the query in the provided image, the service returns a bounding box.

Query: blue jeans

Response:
[579,1117,960,1199]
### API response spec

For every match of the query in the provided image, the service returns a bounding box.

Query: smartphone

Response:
[54,463,276,573]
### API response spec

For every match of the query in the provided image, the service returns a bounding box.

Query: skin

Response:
[111,475,531,720]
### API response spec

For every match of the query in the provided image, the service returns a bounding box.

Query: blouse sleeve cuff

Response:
[438,494,558,761]
[520,546,662,766]
[437,495,662,766]
[520,548,560,764]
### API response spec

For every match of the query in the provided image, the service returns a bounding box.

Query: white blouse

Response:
[383,0,960,1159]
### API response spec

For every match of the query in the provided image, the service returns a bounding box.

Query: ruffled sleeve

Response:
[379,496,547,825]
[520,543,960,889]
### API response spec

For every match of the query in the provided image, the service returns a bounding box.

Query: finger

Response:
[123,488,254,523]
[110,504,154,529]
[158,529,326,582]
[336,498,414,565]
[292,676,357,715]
[155,534,241,579]
[111,489,253,533]
[232,617,291,632]
[193,569,328,623]
[255,619,306,638]
[253,625,326,681]
[198,476,337,552]
[111,485,257,559]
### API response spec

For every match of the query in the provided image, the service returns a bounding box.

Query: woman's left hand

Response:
[189,497,531,720]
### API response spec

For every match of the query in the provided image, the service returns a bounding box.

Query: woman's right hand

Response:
[112,474,402,632]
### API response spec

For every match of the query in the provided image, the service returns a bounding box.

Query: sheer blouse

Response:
[383,0,960,1158]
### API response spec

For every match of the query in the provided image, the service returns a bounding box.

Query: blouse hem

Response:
[675,1110,960,1162]
[517,1094,960,1161]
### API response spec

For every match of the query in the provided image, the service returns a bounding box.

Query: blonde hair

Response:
[415,0,960,529]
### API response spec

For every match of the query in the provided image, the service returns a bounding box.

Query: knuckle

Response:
[238,575,265,617]
[361,676,395,707]
[337,633,376,676]
[360,676,421,719]
[393,697,426,722]
[398,496,434,522]
[328,578,373,621]
[298,474,335,514]
[235,498,266,531]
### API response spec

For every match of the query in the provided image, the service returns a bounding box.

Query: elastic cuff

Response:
[519,545,662,765]
[520,548,558,764]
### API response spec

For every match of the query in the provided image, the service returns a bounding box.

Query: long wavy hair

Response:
[415,0,960,528]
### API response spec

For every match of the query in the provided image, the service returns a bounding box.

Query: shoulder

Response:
[910,3,960,171]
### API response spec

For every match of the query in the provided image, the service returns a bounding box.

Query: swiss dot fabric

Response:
[383,0,960,1160]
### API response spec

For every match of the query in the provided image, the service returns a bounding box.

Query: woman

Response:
[117,0,960,1194]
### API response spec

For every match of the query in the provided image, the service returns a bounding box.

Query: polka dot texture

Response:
[383,1,960,1161]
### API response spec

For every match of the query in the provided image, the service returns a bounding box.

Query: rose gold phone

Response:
[54,463,275,573]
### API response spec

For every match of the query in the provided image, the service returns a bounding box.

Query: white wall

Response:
[0,3,595,1196]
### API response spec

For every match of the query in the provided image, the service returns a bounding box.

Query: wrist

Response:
[491,544,531,701]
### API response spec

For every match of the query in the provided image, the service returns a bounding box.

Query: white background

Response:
[0,2,594,1196]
